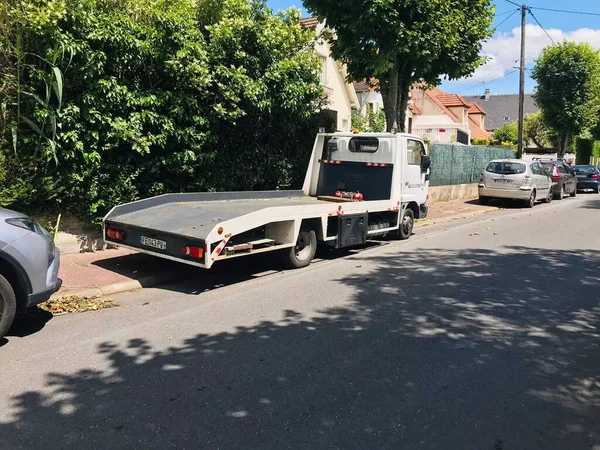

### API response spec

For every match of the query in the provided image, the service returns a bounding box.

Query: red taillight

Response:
[591,174,600,180]
[106,228,125,241]
[550,167,561,181]
[182,245,204,259]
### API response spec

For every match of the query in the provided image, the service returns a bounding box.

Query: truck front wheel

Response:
[398,208,414,240]
[0,274,17,340]
[286,230,317,269]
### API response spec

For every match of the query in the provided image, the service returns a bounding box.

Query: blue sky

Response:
[267,0,600,95]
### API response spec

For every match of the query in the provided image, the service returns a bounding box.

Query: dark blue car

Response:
[573,165,600,193]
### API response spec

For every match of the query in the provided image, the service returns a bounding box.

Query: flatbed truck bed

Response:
[104,132,431,269]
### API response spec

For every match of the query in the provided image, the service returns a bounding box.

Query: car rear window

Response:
[541,163,556,174]
[573,166,597,175]
[486,162,526,175]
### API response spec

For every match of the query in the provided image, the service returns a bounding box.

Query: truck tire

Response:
[398,208,414,240]
[286,229,317,269]
[0,274,17,340]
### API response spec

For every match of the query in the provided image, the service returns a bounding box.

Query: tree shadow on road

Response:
[1,246,599,449]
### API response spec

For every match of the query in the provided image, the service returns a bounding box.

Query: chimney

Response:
[484,89,490,101]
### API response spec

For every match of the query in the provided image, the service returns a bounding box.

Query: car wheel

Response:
[570,185,577,197]
[479,196,490,205]
[398,208,415,240]
[525,190,536,208]
[554,184,564,200]
[595,186,600,194]
[0,274,17,340]
[541,188,553,203]
[286,229,317,269]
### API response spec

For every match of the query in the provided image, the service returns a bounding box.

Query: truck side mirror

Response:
[421,155,431,172]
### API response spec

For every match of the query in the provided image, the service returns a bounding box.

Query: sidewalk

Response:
[53,197,500,300]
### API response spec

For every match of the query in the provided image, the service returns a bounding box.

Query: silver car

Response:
[478,159,554,207]
[0,208,61,339]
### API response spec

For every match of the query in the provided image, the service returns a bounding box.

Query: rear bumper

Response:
[27,248,61,307]
[478,185,533,200]
[577,180,600,190]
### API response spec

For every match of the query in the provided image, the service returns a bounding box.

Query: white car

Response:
[478,159,553,208]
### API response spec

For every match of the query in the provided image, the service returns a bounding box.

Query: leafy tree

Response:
[493,121,518,145]
[302,0,494,132]
[524,111,556,148]
[0,0,322,222]
[532,42,600,157]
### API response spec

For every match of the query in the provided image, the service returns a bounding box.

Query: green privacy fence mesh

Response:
[429,144,516,186]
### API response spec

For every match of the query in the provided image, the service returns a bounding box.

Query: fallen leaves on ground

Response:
[39,296,119,315]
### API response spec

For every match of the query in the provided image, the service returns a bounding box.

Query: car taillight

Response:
[479,172,484,183]
[182,245,204,259]
[106,228,125,241]
[521,175,532,186]
[591,174,600,180]
[551,167,561,181]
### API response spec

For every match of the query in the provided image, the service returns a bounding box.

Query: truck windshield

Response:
[486,162,526,175]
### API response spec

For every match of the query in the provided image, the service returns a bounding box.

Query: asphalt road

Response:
[1,195,600,449]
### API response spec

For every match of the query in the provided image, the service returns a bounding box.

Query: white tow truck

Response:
[103,132,431,269]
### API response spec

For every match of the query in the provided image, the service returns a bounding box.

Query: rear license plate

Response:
[494,179,512,183]
[139,236,167,250]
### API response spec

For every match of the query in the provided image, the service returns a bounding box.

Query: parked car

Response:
[0,208,61,340]
[572,165,600,193]
[539,159,577,199]
[478,159,553,207]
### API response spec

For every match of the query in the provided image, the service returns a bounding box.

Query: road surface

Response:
[1,195,600,449]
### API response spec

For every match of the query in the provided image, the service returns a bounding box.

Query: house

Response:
[300,17,359,132]
[353,79,415,132]
[463,90,539,131]
[409,86,492,144]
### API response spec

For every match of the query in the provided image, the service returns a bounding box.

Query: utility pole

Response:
[517,4,527,159]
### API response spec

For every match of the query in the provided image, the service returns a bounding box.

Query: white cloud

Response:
[452,24,600,84]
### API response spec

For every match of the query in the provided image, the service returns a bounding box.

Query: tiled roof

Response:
[463,93,538,131]
[353,78,378,93]
[409,103,421,115]
[437,93,470,108]
[469,116,493,140]
[468,102,486,115]
[423,88,462,123]
[300,17,319,29]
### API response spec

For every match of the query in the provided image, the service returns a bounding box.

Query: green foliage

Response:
[471,138,490,146]
[351,109,385,133]
[524,111,556,148]
[575,138,594,165]
[532,42,600,156]
[303,0,494,131]
[0,0,322,223]
[493,122,518,145]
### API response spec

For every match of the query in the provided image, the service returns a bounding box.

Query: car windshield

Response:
[486,162,526,175]
[573,166,597,175]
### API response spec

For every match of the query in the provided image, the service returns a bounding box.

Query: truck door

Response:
[405,139,429,204]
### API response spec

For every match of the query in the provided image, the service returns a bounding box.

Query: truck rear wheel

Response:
[0,274,17,340]
[286,230,317,269]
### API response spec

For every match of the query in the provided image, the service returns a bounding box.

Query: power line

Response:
[456,70,519,94]
[529,6,600,17]
[495,9,519,18]
[528,9,555,44]
[495,9,520,28]
[504,0,521,7]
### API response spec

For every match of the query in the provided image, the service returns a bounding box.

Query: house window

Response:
[504,116,510,122]
[367,102,374,114]
[320,56,328,86]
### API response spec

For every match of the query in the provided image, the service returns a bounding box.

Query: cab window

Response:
[407,140,424,165]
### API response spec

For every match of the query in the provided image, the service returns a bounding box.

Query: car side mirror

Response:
[421,155,431,172]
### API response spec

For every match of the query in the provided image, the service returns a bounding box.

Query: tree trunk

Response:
[396,75,411,133]
[379,58,399,132]
[558,131,570,158]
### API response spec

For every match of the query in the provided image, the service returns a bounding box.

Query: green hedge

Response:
[429,144,516,186]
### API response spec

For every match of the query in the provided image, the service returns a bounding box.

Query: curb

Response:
[415,206,501,228]
[51,273,184,301]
